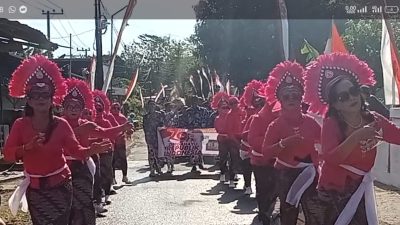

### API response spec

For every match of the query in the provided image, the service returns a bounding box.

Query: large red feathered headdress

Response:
[92,90,111,113]
[265,61,305,105]
[304,53,376,115]
[8,55,66,101]
[242,80,265,107]
[55,78,94,111]
[211,92,229,110]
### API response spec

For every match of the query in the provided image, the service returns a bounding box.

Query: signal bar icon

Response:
[372,5,382,14]
[357,6,368,14]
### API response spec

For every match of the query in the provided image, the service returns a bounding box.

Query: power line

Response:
[56,19,81,48]
[50,21,70,46]
[63,16,89,48]
[52,29,95,40]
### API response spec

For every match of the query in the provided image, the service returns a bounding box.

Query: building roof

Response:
[0,18,58,52]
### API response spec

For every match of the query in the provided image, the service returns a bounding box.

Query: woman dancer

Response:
[59,78,132,224]
[4,55,110,225]
[240,80,265,195]
[211,92,230,182]
[304,53,400,225]
[262,61,321,225]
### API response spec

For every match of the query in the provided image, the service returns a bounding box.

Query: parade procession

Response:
[1,0,400,225]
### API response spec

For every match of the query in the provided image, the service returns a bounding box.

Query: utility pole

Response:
[42,9,63,58]
[94,0,104,90]
[69,33,72,78]
[77,48,91,57]
[42,9,64,41]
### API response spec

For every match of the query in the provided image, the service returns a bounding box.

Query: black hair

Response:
[24,103,57,144]
[325,78,373,140]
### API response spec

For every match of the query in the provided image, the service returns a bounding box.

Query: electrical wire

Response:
[50,21,70,46]
[51,29,95,40]
[57,19,82,48]
[64,16,89,49]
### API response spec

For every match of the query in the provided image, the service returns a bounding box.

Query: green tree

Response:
[342,19,400,89]
[120,34,202,99]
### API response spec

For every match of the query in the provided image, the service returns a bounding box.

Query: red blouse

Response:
[111,112,129,145]
[224,107,243,140]
[105,113,119,127]
[262,114,321,169]
[319,112,400,191]
[214,112,228,142]
[4,117,89,188]
[248,106,278,166]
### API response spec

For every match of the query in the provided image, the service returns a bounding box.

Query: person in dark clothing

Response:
[360,85,390,119]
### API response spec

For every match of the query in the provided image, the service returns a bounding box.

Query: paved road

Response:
[98,144,264,225]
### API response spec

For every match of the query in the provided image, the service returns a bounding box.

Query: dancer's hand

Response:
[89,140,113,155]
[354,122,379,141]
[280,134,304,148]
[24,135,45,151]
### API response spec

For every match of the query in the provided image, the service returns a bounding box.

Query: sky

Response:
[19,19,197,57]
[7,0,199,57]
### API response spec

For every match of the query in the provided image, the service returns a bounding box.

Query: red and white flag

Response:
[213,70,224,92]
[89,56,96,91]
[139,86,144,108]
[277,0,289,60]
[123,68,139,103]
[102,0,137,92]
[324,20,348,54]
[226,80,231,95]
[381,18,400,105]
[155,83,168,102]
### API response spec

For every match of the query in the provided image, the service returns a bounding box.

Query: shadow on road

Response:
[231,195,258,215]
[129,171,219,186]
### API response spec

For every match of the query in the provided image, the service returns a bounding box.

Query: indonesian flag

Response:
[102,0,137,92]
[226,80,231,95]
[324,20,348,54]
[155,83,167,102]
[381,18,400,105]
[139,86,144,108]
[214,71,224,92]
[123,68,139,103]
[89,56,96,91]
[277,0,289,60]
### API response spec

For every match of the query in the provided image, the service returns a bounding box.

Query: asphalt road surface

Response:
[97,143,266,225]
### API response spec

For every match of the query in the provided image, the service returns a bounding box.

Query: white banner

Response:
[157,127,219,158]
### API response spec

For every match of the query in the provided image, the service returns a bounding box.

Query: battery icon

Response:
[385,5,399,14]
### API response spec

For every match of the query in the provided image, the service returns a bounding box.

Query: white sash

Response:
[251,150,264,157]
[8,164,68,216]
[334,165,378,225]
[276,158,316,208]
[241,140,251,148]
[65,156,96,179]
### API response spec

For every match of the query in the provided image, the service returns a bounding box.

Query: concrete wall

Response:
[373,108,400,188]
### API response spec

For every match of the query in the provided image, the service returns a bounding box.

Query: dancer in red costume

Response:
[110,102,134,184]
[211,92,230,182]
[58,78,132,224]
[223,96,243,188]
[304,53,400,225]
[240,80,265,195]
[4,55,110,225]
[92,90,118,208]
[262,61,321,225]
